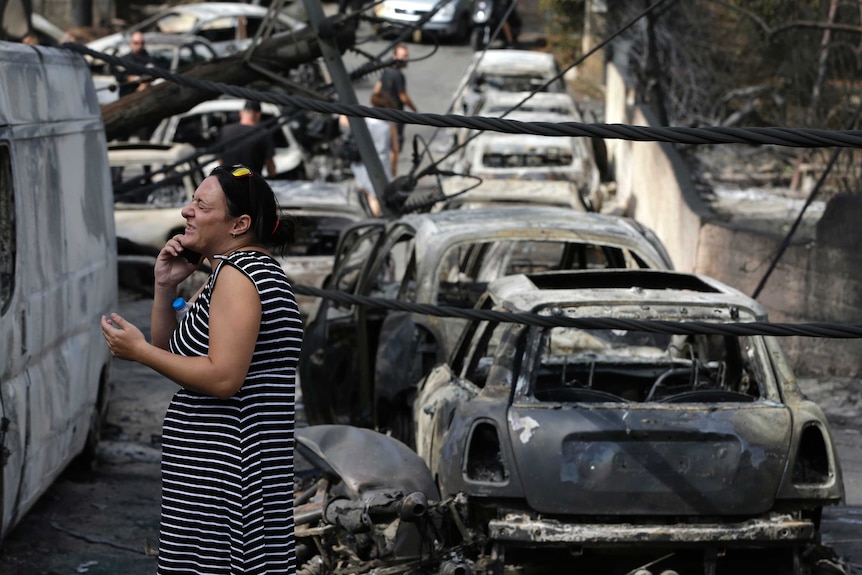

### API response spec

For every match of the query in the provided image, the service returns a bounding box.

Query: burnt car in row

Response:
[299,206,673,443]
[410,269,844,574]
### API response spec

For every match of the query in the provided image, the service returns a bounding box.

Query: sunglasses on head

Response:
[230,165,252,178]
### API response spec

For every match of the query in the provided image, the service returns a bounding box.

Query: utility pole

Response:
[300,0,391,215]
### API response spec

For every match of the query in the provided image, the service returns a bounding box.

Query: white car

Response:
[373,0,472,42]
[86,2,305,58]
[150,98,309,180]
[88,33,219,105]
[449,49,568,119]
[453,110,601,205]
[448,90,582,152]
[111,142,205,251]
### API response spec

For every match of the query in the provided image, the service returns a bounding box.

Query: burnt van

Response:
[0,41,117,539]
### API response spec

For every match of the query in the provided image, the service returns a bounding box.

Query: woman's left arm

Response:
[102,265,260,399]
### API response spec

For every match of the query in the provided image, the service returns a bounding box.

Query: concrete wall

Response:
[605,62,862,377]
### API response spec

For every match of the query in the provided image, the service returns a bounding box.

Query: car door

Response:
[353,224,417,427]
[299,220,386,426]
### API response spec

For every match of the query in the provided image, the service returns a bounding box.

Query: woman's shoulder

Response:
[217,250,285,279]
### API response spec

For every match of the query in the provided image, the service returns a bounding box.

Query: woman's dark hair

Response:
[209,165,295,249]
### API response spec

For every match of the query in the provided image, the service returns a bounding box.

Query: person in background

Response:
[339,92,399,217]
[217,100,278,178]
[117,31,155,97]
[101,164,301,575]
[497,0,521,48]
[373,43,417,152]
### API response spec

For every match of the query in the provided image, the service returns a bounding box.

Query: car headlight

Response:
[434,1,456,21]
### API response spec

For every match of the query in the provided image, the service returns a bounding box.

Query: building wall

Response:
[605,62,862,377]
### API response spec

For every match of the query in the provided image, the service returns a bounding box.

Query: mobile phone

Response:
[182,248,202,266]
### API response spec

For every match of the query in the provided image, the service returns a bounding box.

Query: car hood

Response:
[505,402,791,516]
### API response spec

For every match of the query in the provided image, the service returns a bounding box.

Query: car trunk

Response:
[505,402,791,517]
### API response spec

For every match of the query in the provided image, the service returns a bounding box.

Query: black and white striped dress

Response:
[160,250,302,574]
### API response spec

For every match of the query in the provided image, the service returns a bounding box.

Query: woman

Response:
[101,165,302,574]
[341,91,400,216]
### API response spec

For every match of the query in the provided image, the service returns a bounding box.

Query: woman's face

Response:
[180,176,234,254]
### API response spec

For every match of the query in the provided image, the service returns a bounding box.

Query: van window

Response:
[0,145,14,314]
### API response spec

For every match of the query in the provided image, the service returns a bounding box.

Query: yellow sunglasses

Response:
[231,166,252,178]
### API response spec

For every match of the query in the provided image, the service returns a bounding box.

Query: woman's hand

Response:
[154,235,199,289]
[101,313,147,361]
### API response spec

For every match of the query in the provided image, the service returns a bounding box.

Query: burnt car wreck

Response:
[293,270,846,575]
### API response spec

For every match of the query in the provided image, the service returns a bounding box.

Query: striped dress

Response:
[160,250,302,574]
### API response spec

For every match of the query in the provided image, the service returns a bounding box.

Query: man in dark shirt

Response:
[217,100,277,177]
[373,43,417,151]
[117,32,155,98]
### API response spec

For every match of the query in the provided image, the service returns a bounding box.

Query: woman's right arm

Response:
[151,235,199,349]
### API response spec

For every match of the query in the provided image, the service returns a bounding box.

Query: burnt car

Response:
[412,269,844,574]
[299,207,673,442]
[454,111,601,192]
[269,180,372,323]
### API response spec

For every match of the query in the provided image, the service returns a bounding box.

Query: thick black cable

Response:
[752,98,862,299]
[292,283,862,338]
[65,43,862,149]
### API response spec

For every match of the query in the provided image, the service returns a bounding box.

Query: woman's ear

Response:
[232,214,252,236]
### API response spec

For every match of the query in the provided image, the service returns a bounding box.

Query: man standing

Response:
[373,43,417,151]
[216,100,277,177]
[117,31,155,97]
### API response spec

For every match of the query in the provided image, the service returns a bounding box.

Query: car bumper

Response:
[489,514,817,546]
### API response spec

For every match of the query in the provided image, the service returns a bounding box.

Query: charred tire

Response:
[72,369,110,472]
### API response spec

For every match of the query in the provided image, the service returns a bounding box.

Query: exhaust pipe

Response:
[399,491,428,522]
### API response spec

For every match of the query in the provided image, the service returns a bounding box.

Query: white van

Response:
[0,42,117,539]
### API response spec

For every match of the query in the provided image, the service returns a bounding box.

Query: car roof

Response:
[270,180,368,217]
[439,178,583,210]
[471,130,577,149]
[390,206,672,268]
[87,3,300,52]
[130,32,217,47]
[470,49,559,74]
[107,142,199,165]
[485,270,767,320]
[143,2,278,20]
[479,91,577,110]
[181,98,281,115]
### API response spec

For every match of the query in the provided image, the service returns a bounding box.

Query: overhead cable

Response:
[292,283,862,338]
[65,43,862,149]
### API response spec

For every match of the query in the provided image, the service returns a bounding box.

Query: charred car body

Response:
[299,207,673,444]
[408,269,844,574]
